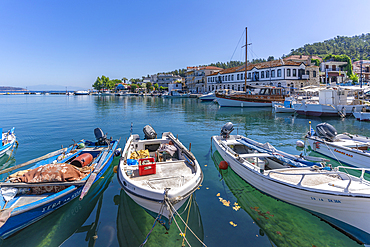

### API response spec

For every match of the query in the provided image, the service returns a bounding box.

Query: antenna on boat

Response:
[130,122,133,136]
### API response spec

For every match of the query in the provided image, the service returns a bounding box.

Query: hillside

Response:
[288,33,370,61]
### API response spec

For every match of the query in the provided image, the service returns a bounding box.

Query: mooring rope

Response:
[139,203,165,247]
[165,199,207,247]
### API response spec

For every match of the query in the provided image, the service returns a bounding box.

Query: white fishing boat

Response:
[306,122,370,168]
[74,90,90,95]
[212,122,370,244]
[163,90,189,98]
[272,96,296,113]
[117,126,203,229]
[0,128,17,159]
[293,87,364,117]
[353,111,370,121]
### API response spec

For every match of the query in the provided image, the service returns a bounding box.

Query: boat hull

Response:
[353,112,370,121]
[216,97,272,107]
[306,136,370,168]
[212,136,370,244]
[294,103,363,117]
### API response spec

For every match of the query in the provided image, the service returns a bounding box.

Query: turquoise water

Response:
[0,95,367,246]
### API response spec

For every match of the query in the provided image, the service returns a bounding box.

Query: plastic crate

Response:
[138,157,156,176]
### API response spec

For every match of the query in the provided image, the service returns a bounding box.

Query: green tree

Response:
[146,82,152,92]
[121,77,128,83]
[154,83,159,91]
[267,56,275,61]
[92,76,103,91]
[130,84,137,92]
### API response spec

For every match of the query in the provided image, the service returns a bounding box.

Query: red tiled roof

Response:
[208,60,305,76]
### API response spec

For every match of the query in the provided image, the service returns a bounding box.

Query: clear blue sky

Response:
[1,0,369,89]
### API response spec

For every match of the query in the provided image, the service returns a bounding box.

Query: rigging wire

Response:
[230,29,246,62]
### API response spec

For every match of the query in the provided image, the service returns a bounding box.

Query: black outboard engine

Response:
[221,122,234,139]
[94,128,109,145]
[316,123,337,141]
[143,125,157,139]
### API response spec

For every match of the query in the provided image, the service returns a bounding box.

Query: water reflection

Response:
[212,151,361,247]
[114,190,204,247]
[0,158,116,247]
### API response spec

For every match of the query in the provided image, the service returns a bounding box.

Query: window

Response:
[212,85,214,90]
[278,82,281,87]
[301,83,303,87]
[222,76,225,81]
[266,71,270,78]
[306,71,309,75]
[238,85,240,91]
[232,85,234,90]
[287,69,291,77]
[313,71,316,77]
[248,73,251,79]
[209,86,211,91]
[271,70,275,78]
[277,69,281,77]
[241,73,244,80]
[261,71,265,78]
[231,75,234,80]
[228,85,230,89]
[228,75,231,81]
[293,69,297,77]
[237,74,239,80]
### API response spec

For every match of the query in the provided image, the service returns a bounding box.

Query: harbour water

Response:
[0,94,368,246]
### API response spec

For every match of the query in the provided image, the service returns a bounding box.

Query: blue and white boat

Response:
[0,128,17,159]
[0,128,119,239]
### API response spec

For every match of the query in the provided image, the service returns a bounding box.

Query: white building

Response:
[186,66,223,93]
[206,59,319,92]
[151,74,182,88]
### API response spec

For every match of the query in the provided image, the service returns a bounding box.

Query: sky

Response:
[1,0,370,90]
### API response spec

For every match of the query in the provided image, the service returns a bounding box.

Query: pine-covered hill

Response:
[289,33,370,61]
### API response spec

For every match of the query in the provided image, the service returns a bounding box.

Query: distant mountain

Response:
[0,86,27,91]
[25,84,88,91]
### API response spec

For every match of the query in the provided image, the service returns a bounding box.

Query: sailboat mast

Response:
[244,27,247,92]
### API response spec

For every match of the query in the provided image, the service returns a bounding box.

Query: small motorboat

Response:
[117,125,203,229]
[0,128,17,159]
[213,122,370,244]
[0,128,119,239]
[306,122,370,168]
[353,111,370,121]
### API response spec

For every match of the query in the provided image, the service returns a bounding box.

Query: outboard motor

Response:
[316,123,337,141]
[94,128,109,145]
[221,122,234,139]
[143,125,157,140]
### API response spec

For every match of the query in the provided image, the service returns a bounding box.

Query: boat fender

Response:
[219,161,229,170]
[70,153,93,167]
[296,140,305,148]
[113,165,118,173]
[114,149,121,157]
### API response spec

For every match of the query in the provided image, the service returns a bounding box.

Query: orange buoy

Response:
[219,161,228,170]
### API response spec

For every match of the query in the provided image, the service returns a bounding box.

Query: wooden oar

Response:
[79,140,118,200]
[0,147,67,176]
[0,180,85,188]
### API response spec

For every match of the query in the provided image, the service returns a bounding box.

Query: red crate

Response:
[138,157,156,176]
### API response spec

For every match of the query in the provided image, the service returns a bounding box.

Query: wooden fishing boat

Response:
[213,122,370,244]
[0,128,17,159]
[117,126,203,229]
[0,128,119,239]
[306,122,370,168]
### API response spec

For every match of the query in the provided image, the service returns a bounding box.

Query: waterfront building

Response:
[150,74,182,88]
[353,60,370,84]
[319,60,348,84]
[185,66,223,93]
[206,59,319,92]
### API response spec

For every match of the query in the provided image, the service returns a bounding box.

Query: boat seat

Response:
[239,153,274,158]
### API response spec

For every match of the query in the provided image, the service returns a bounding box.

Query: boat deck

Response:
[126,160,195,190]
[267,169,338,187]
